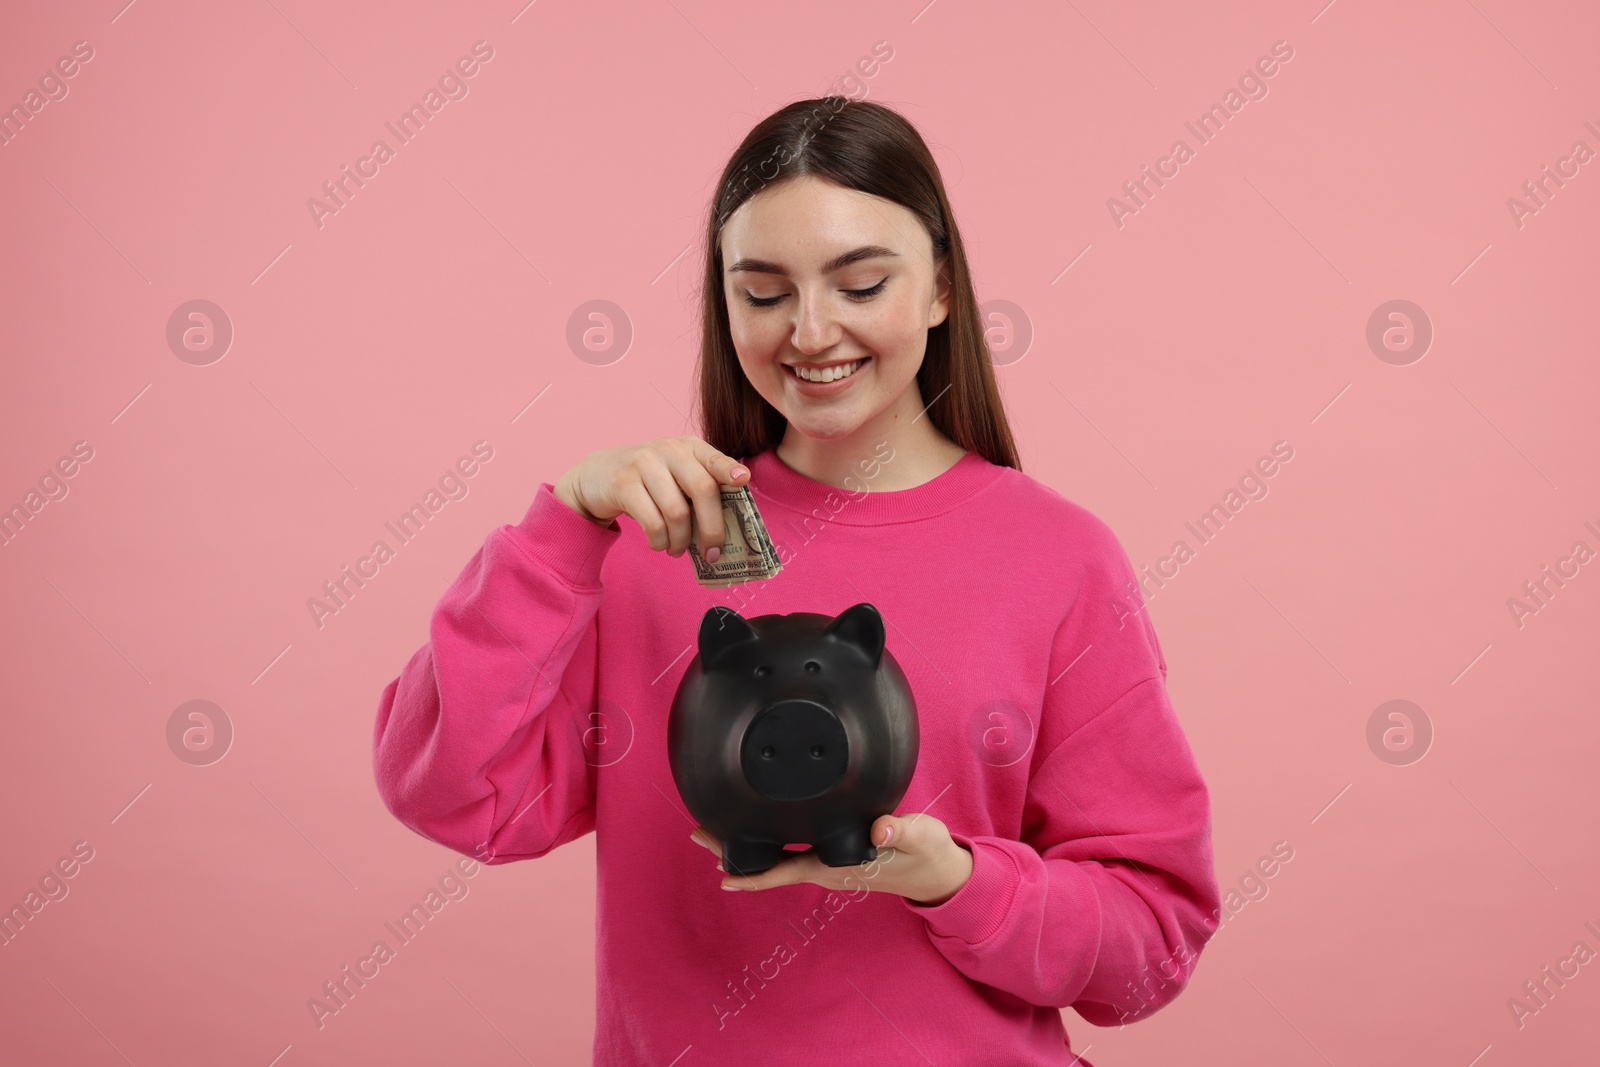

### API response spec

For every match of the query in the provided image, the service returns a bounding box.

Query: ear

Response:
[699,606,759,670]
[927,254,951,330]
[823,603,886,667]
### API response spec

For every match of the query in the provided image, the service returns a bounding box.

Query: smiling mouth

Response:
[786,356,870,383]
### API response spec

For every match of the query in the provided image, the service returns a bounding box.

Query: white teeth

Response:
[790,358,864,383]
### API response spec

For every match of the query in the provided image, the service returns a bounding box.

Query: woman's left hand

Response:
[690,814,974,905]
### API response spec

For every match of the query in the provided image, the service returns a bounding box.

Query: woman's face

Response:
[720,175,950,444]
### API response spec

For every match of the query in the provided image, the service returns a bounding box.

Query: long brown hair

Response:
[692,96,1022,472]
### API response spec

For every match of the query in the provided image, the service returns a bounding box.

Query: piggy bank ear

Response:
[823,603,886,667]
[699,606,759,669]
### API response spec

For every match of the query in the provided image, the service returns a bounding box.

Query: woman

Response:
[373,97,1220,1065]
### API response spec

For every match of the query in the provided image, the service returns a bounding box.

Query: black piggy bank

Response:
[667,602,919,877]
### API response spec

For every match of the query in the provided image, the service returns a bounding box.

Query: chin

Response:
[782,412,871,442]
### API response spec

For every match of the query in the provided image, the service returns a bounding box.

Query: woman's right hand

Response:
[551,436,750,562]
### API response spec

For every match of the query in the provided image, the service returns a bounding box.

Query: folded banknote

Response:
[688,484,783,587]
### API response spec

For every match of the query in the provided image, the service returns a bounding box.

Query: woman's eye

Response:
[844,278,888,301]
[739,278,887,309]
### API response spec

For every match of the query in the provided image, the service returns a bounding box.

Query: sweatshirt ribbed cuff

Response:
[508,482,622,588]
[904,832,1018,946]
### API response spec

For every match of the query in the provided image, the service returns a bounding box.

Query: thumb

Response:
[872,813,924,853]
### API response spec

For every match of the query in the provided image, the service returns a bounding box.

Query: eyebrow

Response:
[726,245,900,277]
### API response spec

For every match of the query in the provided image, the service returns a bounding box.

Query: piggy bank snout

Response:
[739,699,849,802]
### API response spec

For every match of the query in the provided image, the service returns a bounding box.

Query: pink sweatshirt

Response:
[373,444,1220,1066]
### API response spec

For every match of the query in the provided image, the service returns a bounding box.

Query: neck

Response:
[775,385,967,492]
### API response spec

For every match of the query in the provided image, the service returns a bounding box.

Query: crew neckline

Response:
[742,446,1003,527]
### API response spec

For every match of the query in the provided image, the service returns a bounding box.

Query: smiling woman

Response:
[373,96,1219,1067]
[697,101,1016,491]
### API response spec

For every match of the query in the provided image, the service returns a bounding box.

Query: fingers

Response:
[630,439,751,558]
[664,449,728,563]
[686,819,958,900]
[559,436,750,551]
[633,451,694,555]
[613,476,667,551]
[722,852,818,892]
[690,827,734,878]
[680,439,751,563]
[689,827,811,890]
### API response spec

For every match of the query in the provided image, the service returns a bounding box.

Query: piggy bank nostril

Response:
[805,661,821,673]
[761,745,775,759]
[755,665,770,677]
[810,745,824,758]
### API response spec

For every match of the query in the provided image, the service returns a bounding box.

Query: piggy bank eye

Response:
[805,661,821,673]
[754,665,770,677]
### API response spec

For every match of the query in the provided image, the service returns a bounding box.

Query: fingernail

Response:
[690,831,706,848]
[721,883,741,891]
[881,825,893,845]
[705,546,721,563]
[730,466,748,480]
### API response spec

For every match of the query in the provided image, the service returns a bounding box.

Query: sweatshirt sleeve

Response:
[902,518,1221,1022]
[372,482,623,866]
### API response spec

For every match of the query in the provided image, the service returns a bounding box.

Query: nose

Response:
[789,291,842,356]
[740,699,849,801]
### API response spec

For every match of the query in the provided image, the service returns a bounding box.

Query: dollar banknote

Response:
[689,484,783,587]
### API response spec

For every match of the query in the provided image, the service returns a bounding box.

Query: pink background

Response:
[3,1,1597,1063]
